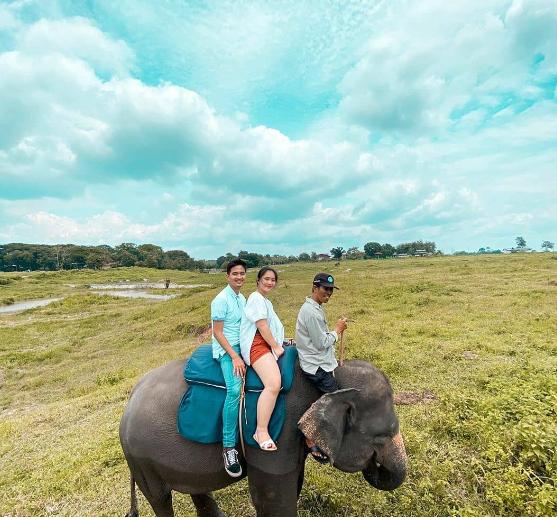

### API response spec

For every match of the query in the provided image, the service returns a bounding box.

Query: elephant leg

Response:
[149,492,174,517]
[191,493,227,517]
[131,463,174,517]
[247,465,300,517]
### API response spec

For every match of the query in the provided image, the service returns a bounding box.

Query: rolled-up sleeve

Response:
[211,297,227,321]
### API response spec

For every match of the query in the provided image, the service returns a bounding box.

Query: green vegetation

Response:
[1,254,556,516]
[0,243,200,271]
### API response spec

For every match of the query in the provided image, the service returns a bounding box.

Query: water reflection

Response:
[93,290,177,300]
[0,298,63,314]
[89,283,210,290]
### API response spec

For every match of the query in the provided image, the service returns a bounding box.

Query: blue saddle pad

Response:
[177,344,298,447]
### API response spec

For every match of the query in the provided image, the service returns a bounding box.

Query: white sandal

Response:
[253,433,277,451]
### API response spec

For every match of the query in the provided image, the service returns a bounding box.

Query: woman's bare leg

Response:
[251,353,281,444]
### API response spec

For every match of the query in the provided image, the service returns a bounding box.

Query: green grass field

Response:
[1,254,556,516]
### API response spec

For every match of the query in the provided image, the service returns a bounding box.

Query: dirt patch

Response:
[196,326,213,344]
[174,322,212,342]
[462,351,479,360]
[394,390,438,405]
[548,280,557,286]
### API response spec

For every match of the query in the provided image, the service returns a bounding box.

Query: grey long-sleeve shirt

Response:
[295,296,338,374]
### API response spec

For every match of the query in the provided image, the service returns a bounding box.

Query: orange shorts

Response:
[250,331,272,365]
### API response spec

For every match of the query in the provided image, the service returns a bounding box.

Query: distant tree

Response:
[87,248,111,269]
[541,241,554,251]
[381,243,396,257]
[217,253,236,269]
[116,250,137,267]
[238,250,262,268]
[310,252,317,261]
[137,244,164,268]
[162,250,193,270]
[364,242,382,258]
[330,247,345,260]
[67,246,89,268]
[115,243,140,267]
[515,236,526,248]
[345,247,364,260]
[298,252,310,262]
[55,245,69,270]
[396,240,436,255]
[5,249,34,270]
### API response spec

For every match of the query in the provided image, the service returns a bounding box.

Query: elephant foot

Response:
[191,493,227,517]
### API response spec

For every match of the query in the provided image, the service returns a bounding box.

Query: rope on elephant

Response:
[238,375,247,457]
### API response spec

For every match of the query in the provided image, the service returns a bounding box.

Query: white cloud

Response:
[1,2,555,256]
[16,17,135,77]
[338,0,557,135]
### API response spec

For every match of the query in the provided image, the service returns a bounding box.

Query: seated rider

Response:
[211,259,247,477]
[295,272,347,462]
[240,267,285,451]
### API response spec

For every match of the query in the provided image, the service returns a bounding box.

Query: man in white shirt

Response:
[295,272,347,463]
[296,272,347,392]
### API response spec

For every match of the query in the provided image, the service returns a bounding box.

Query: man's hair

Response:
[226,259,247,274]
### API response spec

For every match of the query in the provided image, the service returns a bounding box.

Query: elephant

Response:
[119,356,407,517]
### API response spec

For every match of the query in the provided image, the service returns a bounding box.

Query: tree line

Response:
[217,241,438,269]
[0,243,202,272]
[0,240,439,272]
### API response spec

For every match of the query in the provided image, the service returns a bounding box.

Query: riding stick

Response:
[339,331,345,366]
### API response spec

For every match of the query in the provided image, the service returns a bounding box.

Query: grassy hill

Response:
[1,254,556,516]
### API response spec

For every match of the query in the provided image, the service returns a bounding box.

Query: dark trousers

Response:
[303,367,338,393]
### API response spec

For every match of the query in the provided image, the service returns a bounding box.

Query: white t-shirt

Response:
[240,291,284,365]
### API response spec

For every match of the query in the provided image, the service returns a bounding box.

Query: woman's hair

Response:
[256,266,278,283]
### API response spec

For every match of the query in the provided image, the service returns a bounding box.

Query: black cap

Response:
[313,272,339,289]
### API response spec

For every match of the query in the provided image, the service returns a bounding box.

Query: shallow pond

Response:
[89,283,211,290]
[93,290,177,300]
[0,298,63,314]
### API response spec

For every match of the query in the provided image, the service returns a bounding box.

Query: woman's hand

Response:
[232,355,246,377]
[272,345,285,359]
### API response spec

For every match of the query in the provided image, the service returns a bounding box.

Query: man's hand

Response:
[232,355,246,377]
[335,317,348,334]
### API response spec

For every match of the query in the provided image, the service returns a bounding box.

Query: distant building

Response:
[502,247,533,254]
[316,254,330,261]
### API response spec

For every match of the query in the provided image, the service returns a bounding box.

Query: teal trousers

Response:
[218,349,243,448]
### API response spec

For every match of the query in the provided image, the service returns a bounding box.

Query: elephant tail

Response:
[124,473,139,517]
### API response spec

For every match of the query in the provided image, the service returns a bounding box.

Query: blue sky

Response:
[0,0,556,258]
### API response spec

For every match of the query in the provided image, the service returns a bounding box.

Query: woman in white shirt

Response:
[240,266,284,451]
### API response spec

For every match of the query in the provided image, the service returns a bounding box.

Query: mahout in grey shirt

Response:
[295,296,338,374]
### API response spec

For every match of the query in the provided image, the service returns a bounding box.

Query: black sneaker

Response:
[223,447,243,478]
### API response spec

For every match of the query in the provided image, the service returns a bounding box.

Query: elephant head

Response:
[298,360,407,491]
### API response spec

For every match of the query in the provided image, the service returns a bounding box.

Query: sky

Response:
[0,0,556,258]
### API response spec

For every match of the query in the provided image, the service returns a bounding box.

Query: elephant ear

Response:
[298,388,359,464]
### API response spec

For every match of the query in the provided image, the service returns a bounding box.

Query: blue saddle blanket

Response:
[177,344,298,447]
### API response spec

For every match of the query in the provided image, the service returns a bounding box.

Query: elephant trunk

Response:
[362,432,407,491]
